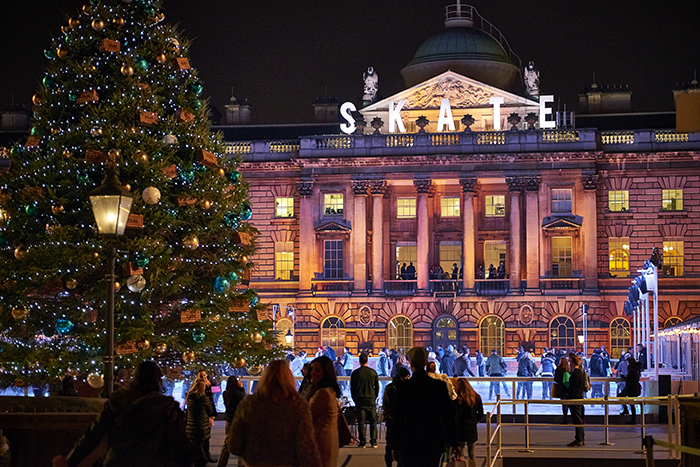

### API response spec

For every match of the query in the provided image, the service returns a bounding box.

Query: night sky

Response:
[1,1,699,124]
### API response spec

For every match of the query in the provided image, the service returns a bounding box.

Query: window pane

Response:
[441,197,460,217]
[484,242,507,279]
[321,317,345,349]
[480,316,504,355]
[550,317,575,349]
[608,237,630,275]
[275,241,294,280]
[662,189,683,211]
[662,240,684,276]
[324,240,344,279]
[439,241,462,277]
[608,191,629,212]
[610,318,630,359]
[397,197,416,218]
[485,195,506,217]
[396,243,417,279]
[551,188,572,213]
[324,193,344,215]
[389,317,413,354]
[551,236,572,277]
[275,197,294,217]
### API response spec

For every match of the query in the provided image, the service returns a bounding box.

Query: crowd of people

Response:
[53,342,648,466]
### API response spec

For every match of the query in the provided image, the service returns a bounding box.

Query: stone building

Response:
[222,4,700,360]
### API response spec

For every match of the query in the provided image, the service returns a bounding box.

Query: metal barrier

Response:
[485,395,502,467]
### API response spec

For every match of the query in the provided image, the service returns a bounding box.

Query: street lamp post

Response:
[89,164,133,396]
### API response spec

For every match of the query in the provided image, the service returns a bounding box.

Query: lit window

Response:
[321,317,345,350]
[608,237,630,275]
[479,316,504,356]
[275,197,294,218]
[608,190,629,212]
[550,316,575,349]
[485,195,506,217]
[484,241,507,279]
[610,318,630,359]
[664,317,682,329]
[441,197,460,217]
[439,241,462,277]
[662,189,683,211]
[275,242,294,280]
[662,240,684,276]
[324,240,343,279]
[323,194,344,216]
[397,197,416,218]
[551,236,572,277]
[551,188,572,213]
[389,316,413,354]
[396,242,417,279]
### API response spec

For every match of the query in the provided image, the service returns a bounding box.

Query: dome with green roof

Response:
[401,4,523,93]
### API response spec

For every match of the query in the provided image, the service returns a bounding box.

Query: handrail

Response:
[485,394,503,467]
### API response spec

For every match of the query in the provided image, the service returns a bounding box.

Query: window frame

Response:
[397,197,416,219]
[608,190,629,212]
[610,317,631,360]
[485,194,506,217]
[275,197,295,218]
[550,188,572,214]
[608,237,630,276]
[323,240,344,279]
[662,240,684,276]
[479,315,504,356]
[551,236,573,277]
[440,196,461,217]
[550,316,575,349]
[388,316,413,355]
[274,241,294,280]
[662,189,683,212]
[321,316,346,350]
[323,193,344,216]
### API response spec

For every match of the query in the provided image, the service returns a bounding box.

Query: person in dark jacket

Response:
[351,352,379,448]
[186,379,216,460]
[476,350,485,377]
[589,349,606,399]
[453,378,484,467]
[539,350,556,399]
[618,356,642,424]
[517,351,537,399]
[441,345,457,377]
[393,347,460,467]
[454,347,475,377]
[567,354,586,447]
[382,367,410,467]
[57,361,205,467]
[217,377,246,467]
[196,369,216,462]
[553,356,570,424]
[637,344,648,371]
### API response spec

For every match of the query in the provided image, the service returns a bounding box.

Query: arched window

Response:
[550,316,575,349]
[664,316,682,329]
[433,316,458,350]
[275,318,293,346]
[610,317,631,359]
[479,316,504,356]
[321,317,345,350]
[388,316,413,355]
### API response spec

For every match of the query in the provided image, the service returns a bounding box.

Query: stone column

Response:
[582,174,599,291]
[525,177,541,291]
[506,177,523,291]
[460,177,479,291]
[414,178,432,292]
[371,180,388,294]
[297,180,314,293]
[351,180,369,294]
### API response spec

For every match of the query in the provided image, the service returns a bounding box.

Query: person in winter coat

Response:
[618,356,642,424]
[441,345,457,377]
[516,351,537,399]
[382,367,410,467]
[454,347,475,377]
[539,350,556,399]
[56,361,205,467]
[453,378,484,467]
[217,377,246,467]
[553,357,570,424]
[476,351,485,377]
[485,349,509,399]
[377,347,391,396]
[391,354,410,379]
[303,356,341,467]
[228,360,322,467]
[186,379,216,459]
[588,349,606,399]
[567,354,586,447]
[343,347,354,376]
[615,352,630,415]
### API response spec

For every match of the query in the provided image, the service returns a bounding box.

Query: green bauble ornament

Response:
[30,126,40,136]
[25,204,38,216]
[228,170,241,183]
[135,57,149,71]
[55,318,74,335]
[77,170,90,184]
[240,202,252,221]
[43,75,56,88]
[188,80,203,94]
[44,48,55,60]
[223,212,239,228]
[226,271,238,283]
[179,168,195,183]
[213,276,230,294]
[192,329,205,343]
[135,253,150,268]
[68,93,77,103]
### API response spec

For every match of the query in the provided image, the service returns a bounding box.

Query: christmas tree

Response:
[0,0,279,391]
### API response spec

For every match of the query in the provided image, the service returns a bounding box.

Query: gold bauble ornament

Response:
[183,235,199,250]
[154,343,167,355]
[241,255,249,264]
[11,307,28,320]
[32,94,41,106]
[233,356,245,369]
[114,17,125,27]
[249,365,263,376]
[61,25,69,34]
[51,127,60,135]
[87,373,104,388]
[65,278,78,290]
[46,223,58,234]
[201,200,211,210]
[114,281,121,292]
[57,47,68,59]
[14,245,27,260]
[218,168,226,177]
[68,17,80,28]
[108,148,121,159]
[135,149,148,162]
[90,126,103,137]
[156,53,167,64]
[63,149,72,158]
[52,205,64,214]
[182,351,195,364]
[82,4,92,15]
[138,340,150,350]
[91,19,105,31]
[120,65,134,77]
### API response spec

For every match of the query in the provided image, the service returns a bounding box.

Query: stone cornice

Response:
[351,180,369,196]
[581,174,599,191]
[296,181,313,198]
[459,177,479,193]
[370,180,388,195]
[505,177,525,192]
[413,178,432,194]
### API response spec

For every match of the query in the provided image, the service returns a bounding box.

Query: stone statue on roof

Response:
[524,61,540,98]
[363,67,379,105]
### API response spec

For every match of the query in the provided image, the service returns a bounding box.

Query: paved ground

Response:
[209,420,676,466]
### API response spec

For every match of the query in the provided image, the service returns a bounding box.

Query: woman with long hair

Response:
[303,356,341,467]
[553,356,570,424]
[229,360,322,467]
[453,378,484,467]
[186,379,216,457]
[618,355,642,424]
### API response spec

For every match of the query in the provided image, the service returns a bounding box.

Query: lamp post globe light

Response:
[89,164,133,396]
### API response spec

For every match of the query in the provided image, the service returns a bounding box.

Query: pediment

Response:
[364,70,538,112]
[542,215,583,230]
[314,219,352,232]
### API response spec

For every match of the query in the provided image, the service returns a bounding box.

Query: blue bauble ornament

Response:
[135,253,150,268]
[44,48,55,60]
[56,318,74,335]
[179,168,195,183]
[213,276,230,294]
[249,295,259,307]
[192,329,205,343]
[77,170,90,184]
[194,162,207,173]
[188,80,203,95]
[240,202,252,221]
[43,75,56,88]
[135,57,149,71]
[223,212,239,228]
[227,171,241,183]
